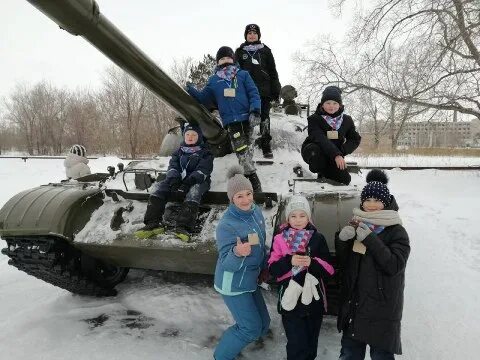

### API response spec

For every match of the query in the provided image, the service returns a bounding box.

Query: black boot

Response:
[261,139,273,159]
[175,201,199,242]
[246,172,262,193]
[135,196,166,239]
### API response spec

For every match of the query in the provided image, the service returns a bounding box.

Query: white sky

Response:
[0,0,351,99]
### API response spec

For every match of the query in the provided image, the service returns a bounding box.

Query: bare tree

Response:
[169,57,194,86]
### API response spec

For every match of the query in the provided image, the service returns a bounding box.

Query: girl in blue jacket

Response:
[213,165,270,360]
[187,46,263,193]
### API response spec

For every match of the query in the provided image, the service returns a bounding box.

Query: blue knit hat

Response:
[361,169,391,207]
[183,123,202,136]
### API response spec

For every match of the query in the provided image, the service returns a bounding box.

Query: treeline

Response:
[0,56,216,157]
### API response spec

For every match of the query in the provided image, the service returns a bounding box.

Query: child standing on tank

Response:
[336,169,410,359]
[187,46,263,193]
[301,86,361,185]
[268,195,334,360]
[135,123,213,242]
[64,144,91,180]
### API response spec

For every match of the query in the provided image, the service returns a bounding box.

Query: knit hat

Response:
[216,46,235,63]
[244,24,261,40]
[69,144,87,157]
[320,86,342,105]
[361,169,391,207]
[226,165,253,202]
[285,195,311,220]
[183,122,202,136]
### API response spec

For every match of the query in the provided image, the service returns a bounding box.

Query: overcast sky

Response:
[1,0,351,99]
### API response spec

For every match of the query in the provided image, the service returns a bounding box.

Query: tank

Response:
[0,0,361,313]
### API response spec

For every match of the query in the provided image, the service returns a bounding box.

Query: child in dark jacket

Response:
[336,169,410,359]
[187,46,263,193]
[301,86,361,185]
[135,123,213,242]
[268,195,334,360]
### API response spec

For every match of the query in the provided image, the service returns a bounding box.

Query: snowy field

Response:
[0,148,479,359]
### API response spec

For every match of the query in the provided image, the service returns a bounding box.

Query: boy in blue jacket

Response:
[187,46,263,193]
[135,123,213,242]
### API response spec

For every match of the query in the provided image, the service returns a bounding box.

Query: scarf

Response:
[321,113,344,130]
[216,65,238,81]
[242,43,265,52]
[280,223,314,275]
[352,208,402,234]
[180,145,201,154]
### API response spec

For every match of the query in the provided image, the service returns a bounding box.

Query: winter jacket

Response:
[64,153,91,179]
[301,104,361,160]
[235,42,281,101]
[164,142,214,186]
[268,223,334,316]
[214,203,267,295]
[336,197,410,354]
[187,66,261,127]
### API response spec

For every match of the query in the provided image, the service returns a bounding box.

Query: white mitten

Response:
[339,225,356,241]
[302,273,320,305]
[281,279,303,311]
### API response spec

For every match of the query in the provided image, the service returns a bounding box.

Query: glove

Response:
[182,175,197,186]
[356,222,372,242]
[281,279,303,311]
[301,273,319,305]
[249,111,261,127]
[339,225,356,241]
[177,183,191,194]
[168,177,182,191]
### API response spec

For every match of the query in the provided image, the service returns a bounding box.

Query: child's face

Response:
[218,57,234,66]
[184,130,199,145]
[246,31,259,43]
[362,198,385,212]
[322,100,340,115]
[232,190,254,211]
[288,210,309,230]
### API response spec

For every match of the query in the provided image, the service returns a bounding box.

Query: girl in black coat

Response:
[336,169,410,359]
[301,86,361,185]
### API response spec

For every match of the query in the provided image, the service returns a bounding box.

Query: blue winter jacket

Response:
[214,203,267,295]
[187,66,261,127]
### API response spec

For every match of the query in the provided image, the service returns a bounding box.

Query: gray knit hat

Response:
[285,195,311,220]
[226,165,253,202]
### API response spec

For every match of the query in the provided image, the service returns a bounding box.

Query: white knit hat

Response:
[285,195,311,219]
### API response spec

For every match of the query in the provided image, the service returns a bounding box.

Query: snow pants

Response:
[301,143,351,185]
[259,96,272,144]
[339,334,395,360]
[226,121,256,176]
[214,288,270,360]
[150,179,209,204]
[282,311,323,360]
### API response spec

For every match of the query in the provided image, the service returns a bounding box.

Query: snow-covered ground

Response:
[1,115,479,359]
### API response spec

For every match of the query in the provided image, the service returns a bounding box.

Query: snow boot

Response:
[174,201,199,242]
[135,196,166,239]
[246,172,262,193]
[261,139,273,159]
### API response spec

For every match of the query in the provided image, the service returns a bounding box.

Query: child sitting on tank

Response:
[135,123,214,242]
[301,86,361,185]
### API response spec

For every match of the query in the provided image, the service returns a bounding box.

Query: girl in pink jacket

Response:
[268,195,334,360]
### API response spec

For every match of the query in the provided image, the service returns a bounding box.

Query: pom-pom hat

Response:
[361,169,391,207]
[69,144,86,158]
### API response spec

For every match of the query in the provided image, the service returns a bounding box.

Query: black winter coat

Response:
[235,42,281,100]
[302,105,361,160]
[336,198,410,354]
[165,142,214,186]
[269,224,333,317]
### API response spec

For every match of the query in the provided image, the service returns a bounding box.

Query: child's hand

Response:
[234,238,251,257]
[335,155,346,170]
[356,222,372,242]
[292,255,311,267]
[339,225,356,241]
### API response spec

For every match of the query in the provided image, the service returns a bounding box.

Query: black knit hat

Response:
[321,86,342,105]
[183,123,203,144]
[216,46,235,63]
[361,169,391,207]
[244,24,261,40]
[69,144,87,157]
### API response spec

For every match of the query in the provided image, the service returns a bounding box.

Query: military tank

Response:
[0,0,361,313]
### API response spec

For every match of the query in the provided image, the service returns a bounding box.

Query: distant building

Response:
[396,118,480,148]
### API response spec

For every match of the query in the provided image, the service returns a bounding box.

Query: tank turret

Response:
[26,0,229,156]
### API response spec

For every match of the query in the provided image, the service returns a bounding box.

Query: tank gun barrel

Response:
[26,0,228,154]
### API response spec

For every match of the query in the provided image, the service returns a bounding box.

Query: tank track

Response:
[1,236,116,296]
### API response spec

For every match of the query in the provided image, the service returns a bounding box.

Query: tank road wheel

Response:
[81,254,129,288]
